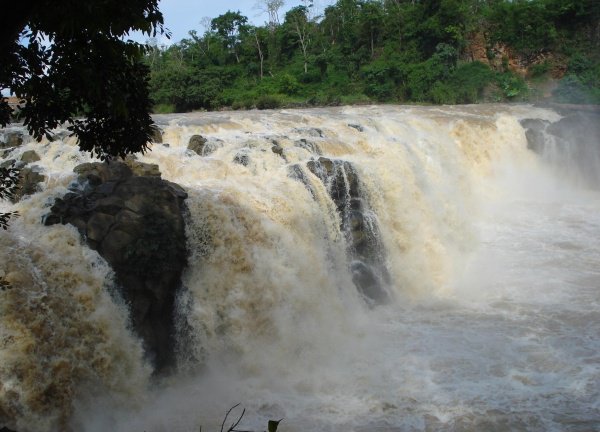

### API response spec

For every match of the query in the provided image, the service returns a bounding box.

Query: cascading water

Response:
[0,104,599,431]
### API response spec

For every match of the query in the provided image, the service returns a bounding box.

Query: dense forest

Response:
[146,0,600,112]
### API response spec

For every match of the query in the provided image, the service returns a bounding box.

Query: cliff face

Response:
[463,32,567,79]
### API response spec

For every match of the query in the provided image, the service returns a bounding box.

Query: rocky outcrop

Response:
[520,118,550,153]
[20,150,40,164]
[187,134,223,156]
[294,138,322,155]
[0,159,46,202]
[306,157,390,305]
[521,109,600,187]
[0,132,23,149]
[13,167,45,202]
[44,161,188,371]
[150,126,163,143]
[187,134,207,155]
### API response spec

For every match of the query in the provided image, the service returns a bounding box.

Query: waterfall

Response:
[1,105,599,432]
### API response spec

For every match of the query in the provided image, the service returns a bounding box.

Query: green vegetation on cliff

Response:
[147,0,600,111]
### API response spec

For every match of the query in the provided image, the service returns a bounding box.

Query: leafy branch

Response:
[0,161,20,230]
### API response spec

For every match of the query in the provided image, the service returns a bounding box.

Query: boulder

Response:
[5,165,46,202]
[0,132,23,149]
[150,126,163,143]
[44,161,188,371]
[187,134,208,155]
[271,144,284,157]
[20,150,40,164]
[520,119,549,153]
[233,150,250,166]
[348,123,364,132]
[523,111,600,187]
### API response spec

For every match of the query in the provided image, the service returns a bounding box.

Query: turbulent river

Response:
[1,104,599,431]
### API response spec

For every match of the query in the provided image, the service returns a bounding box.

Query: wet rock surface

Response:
[0,159,46,202]
[44,161,188,371]
[150,126,163,143]
[521,110,600,187]
[306,157,390,305]
[187,134,207,155]
[0,132,23,149]
[187,134,223,156]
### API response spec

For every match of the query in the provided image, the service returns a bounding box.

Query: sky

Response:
[151,0,334,45]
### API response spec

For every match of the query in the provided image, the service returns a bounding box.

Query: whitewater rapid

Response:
[1,104,599,431]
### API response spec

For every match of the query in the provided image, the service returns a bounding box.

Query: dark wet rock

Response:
[20,150,40,164]
[271,144,284,157]
[520,119,549,153]
[127,160,161,177]
[294,127,324,138]
[288,164,317,199]
[233,150,250,166]
[0,159,20,170]
[11,166,46,202]
[522,111,600,187]
[294,138,322,155]
[187,135,223,156]
[150,126,163,143]
[348,123,364,132]
[202,138,224,156]
[0,132,23,149]
[306,157,390,305]
[546,112,600,143]
[44,161,188,372]
[187,134,207,155]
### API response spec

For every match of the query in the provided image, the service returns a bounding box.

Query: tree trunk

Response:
[255,33,264,79]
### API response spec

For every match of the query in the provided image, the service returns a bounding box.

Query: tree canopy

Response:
[0,0,166,159]
[0,0,166,231]
[145,0,600,112]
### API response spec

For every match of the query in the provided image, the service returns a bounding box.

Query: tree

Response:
[255,0,286,32]
[0,0,166,231]
[284,3,315,74]
[0,0,166,159]
[211,11,249,64]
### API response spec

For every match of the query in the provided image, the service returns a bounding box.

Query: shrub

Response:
[153,103,176,114]
[255,95,282,109]
[496,72,528,100]
[529,61,550,78]
[278,74,300,95]
[430,82,458,104]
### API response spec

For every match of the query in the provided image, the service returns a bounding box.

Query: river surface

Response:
[0,104,599,431]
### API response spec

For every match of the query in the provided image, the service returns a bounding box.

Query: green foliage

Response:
[278,74,301,95]
[153,103,176,114]
[497,73,529,100]
[142,0,599,111]
[1,0,165,160]
[530,62,551,78]
[255,95,282,109]
[0,162,20,230]
[446,61,496,103]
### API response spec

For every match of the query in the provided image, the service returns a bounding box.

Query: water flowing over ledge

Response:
[1,104,599,431]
